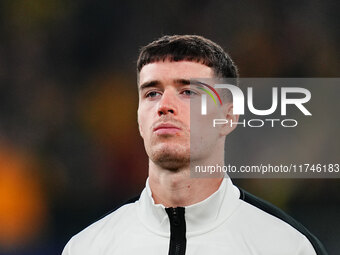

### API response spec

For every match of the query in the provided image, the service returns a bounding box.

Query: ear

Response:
[219,103,239,136]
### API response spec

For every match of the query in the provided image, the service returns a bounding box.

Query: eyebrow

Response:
[139,79,191,91]
[139,80,160,91]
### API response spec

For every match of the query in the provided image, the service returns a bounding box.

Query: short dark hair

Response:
[137,35,238,79]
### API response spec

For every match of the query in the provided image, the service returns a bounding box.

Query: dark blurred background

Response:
[0,0,339,254]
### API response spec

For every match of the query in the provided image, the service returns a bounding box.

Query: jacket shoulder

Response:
[238,187,328,255]
[62,195,140,255]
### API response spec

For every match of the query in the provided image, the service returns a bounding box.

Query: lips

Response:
[153,123,182,135]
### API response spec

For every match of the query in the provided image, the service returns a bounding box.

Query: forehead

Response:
[138,61,214,86]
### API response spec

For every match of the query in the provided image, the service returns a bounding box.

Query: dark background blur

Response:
[0,0,339,254]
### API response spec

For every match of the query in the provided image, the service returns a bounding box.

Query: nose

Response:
[157,90,178,116]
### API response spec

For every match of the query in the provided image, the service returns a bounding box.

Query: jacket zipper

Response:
[165,207,186,255]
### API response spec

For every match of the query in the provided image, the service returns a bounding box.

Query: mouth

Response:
[153,123,182,135]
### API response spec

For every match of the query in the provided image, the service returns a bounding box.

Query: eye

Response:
[181,89,198,96]
[146,91,161,98]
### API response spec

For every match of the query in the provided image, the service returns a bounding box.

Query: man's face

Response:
[137,60,223,170]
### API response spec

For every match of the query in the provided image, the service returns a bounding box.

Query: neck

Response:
[148,160,224,207]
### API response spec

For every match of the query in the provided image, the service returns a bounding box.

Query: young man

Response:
[62,35,327,254]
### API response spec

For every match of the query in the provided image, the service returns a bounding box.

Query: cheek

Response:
[137,109,144,137]
[181,103,191,123]
[137,107,153,139]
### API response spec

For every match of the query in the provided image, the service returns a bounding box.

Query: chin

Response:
[149,146,190,171]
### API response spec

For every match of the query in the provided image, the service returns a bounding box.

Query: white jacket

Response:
[62,177,327,254]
